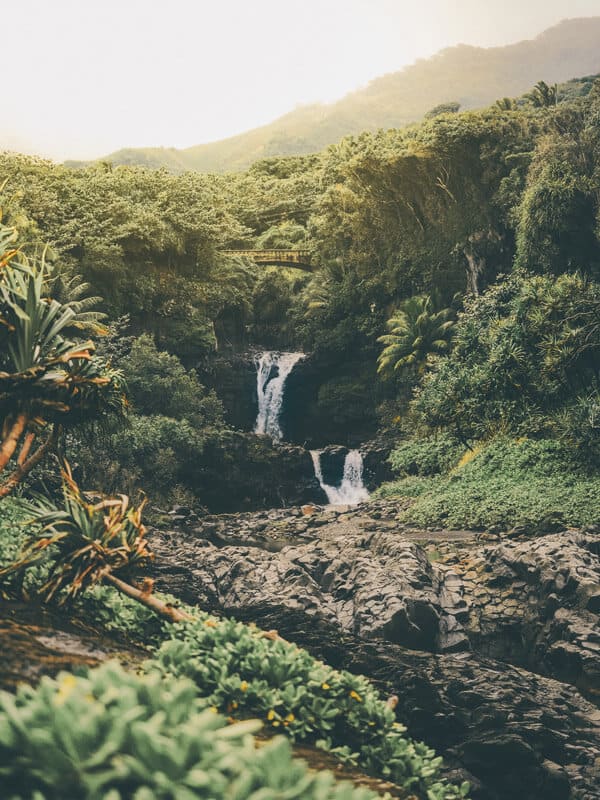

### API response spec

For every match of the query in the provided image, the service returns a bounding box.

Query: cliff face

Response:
[199,350,379,449]
[193,431,325,512]
[199,353,259,432]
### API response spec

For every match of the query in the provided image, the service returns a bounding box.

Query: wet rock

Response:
[586,592,600,614]
[149,526,470,653]
[318,446,348,486]
[361,434,399,488]
[198,352,258,431]
[194,431,326,511]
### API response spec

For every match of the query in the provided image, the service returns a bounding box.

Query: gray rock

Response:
[147,508,600,800]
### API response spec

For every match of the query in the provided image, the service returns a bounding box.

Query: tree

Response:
[413,272,600,447]
[495,97,516,111]
[0,216,125,497]
[45,265,107,336]
[527,81,558,108]
[377,295,454,379]
[425,102,461,119]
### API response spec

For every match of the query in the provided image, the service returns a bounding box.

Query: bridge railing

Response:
[220,249,313,270]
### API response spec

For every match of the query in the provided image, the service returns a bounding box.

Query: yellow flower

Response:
[54,674,79,706]
[240,680,248,692]
[272,721,281,727]
[231,700,238,710]
[321,682,330,690]
[210,706,218,714]
[349,690,362,702]
[285,713,295,722]
[267,710,276,720]
[204,619,217,628]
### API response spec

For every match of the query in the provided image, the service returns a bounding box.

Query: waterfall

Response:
[311,449,370,505]
[254,351,304,440]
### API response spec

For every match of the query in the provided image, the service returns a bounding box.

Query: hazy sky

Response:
[3,0,600,160]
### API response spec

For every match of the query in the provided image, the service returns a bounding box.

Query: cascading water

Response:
[311,449,370,505]
[254,351,304,440]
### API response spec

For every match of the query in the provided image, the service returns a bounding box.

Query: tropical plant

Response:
[301,260,352,317]
[412,273,600,446]
[45,265,107,335]
[494,97,516,111]
[527,80,558,108]
[0,662,380,800]
[148,616,469,798]
[0,464,188,622]
[0,216,125,497]
[377,295,454,379]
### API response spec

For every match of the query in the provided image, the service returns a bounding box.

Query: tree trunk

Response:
[0,426,58,499]
[103,573,192,624]
[0,413,28,473]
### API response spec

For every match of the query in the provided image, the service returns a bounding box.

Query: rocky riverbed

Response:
[147,499,600,800]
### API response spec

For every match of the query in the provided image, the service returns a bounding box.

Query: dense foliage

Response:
[2,73,600,511]
[378,437,600,531]
[0,663,380,800]
[412,273,600,451]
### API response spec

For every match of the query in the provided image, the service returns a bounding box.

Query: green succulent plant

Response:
[0,662,379,800]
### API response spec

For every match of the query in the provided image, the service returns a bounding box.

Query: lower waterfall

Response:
[254,351,304,440]
[311,449,370,505]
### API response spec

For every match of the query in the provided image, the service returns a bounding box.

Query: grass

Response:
[377,437,600,531]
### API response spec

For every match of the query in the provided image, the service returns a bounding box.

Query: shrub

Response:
[148,617,469,799]
[0,498,50,598]
[121,335,223,428]
[377,437,600,530]
[388,435,462,477]
[0,662,379,800]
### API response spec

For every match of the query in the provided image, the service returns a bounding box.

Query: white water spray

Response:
[254,351,304,440]
[311,449,370,505]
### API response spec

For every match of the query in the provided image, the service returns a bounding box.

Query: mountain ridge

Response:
[67,16,600,173]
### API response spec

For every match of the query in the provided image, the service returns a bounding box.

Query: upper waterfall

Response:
[254,351,304,440]
[311,449,370,505]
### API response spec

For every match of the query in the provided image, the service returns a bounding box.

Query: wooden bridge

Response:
[221,249,312,271]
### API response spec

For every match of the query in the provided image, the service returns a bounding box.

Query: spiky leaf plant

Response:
[377,294,454,378]
[0,213,125,497]
[0,465,188,622]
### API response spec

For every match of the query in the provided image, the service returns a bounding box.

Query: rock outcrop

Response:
[147,501,600,800]
[184,431,325,511]
[198,352,258,431]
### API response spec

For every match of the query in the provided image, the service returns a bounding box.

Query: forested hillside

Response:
[2,71,600,524]
[67,17,600,173]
